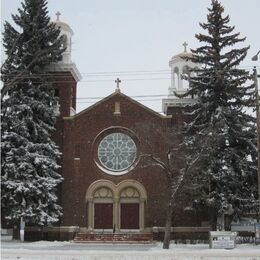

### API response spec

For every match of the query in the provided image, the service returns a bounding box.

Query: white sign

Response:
[210,231,237,249]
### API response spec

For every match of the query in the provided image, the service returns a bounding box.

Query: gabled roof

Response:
[65,91,171,120]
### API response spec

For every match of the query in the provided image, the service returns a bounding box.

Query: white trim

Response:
[48,62,82,82]
[162,98,196,113]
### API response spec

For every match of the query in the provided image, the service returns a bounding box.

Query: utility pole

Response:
[252,51,260,244]
[253,66,260,214]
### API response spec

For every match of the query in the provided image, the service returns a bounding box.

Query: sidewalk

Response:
[2,236,260,260]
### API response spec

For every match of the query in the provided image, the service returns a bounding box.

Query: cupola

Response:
[162,42,200,114]
[54,11,73,64]
[48,12,82,117]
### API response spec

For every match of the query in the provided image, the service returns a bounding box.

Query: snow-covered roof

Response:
[53,21,74,35]
[169,51,193,64]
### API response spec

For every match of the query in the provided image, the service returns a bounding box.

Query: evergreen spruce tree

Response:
[180,0,257,227]
[1,0,65,238]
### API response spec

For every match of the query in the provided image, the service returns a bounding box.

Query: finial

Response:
[56,11,61,21]
[115,78,121,92]
[183,41,188,52]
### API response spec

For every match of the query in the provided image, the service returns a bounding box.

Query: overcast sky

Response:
[1,0,260,113]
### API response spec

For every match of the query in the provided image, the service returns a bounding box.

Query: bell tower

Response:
[49,12,81,117]
[162,42,199,115]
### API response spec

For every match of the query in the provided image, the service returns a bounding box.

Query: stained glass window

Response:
[98,133,137,172]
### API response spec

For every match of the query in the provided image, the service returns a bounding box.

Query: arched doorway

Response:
[93,187,113,230]
[119,187,140,230]
[86,179,147,231]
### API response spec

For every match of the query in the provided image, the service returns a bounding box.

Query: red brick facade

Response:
[52,72,210,234]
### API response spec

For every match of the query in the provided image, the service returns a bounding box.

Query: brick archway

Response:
[86,179,147,231]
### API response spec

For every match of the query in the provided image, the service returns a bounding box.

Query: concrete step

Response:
[73,232,153,243]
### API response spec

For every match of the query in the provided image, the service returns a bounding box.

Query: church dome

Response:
[52,12,74,35]
[54,20,74,35]
[171,51,193,59]
[169,42,193,66]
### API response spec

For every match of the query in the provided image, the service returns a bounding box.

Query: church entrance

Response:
[120,203,139,229]
[86,180,147,231]
[94,203,113,229]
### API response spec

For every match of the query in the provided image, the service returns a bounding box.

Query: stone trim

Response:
[86,179,147,201]
[85,179,147,231]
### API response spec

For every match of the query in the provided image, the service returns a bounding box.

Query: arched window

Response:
[173,67,179,89]
[61,34,68,50]
[182,65,190,89]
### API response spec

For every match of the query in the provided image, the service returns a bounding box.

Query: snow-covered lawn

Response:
[1,236,260,260]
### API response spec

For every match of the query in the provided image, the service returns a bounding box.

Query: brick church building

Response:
[26,17,210,242]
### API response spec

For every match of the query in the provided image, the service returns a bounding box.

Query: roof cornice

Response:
[48,62,82,82]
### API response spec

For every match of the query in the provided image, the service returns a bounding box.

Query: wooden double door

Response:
[120,203,139,229]
[94,203,113,229]
[94,203,139,230]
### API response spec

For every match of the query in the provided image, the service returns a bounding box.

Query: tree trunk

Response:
[13,219,21,240]
[224,215,231,231]
[163,202,173,249]
[216,214,225,231]
[210,210,217,231]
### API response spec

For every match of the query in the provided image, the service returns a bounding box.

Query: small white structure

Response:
[48,11,81,83]
[162,42,199,114]
[55,11,73,64]
[48,12,82,116]
[209,231,237,249]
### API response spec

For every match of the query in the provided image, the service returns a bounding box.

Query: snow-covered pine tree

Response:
[180,0,258,227]
[1,0,65,239]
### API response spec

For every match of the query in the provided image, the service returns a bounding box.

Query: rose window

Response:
[98,133,137,172]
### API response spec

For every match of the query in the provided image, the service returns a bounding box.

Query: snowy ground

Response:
[1,236,260,260]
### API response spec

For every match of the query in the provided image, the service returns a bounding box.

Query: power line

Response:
[2,66,259,95]
[75,65,260,74]
[79,70,171,75]
[80,77,171,82]
[3,72,258,84]
[76,94,168,100]
[1,65,259,78]
[0,69,171,78]
[49,95,169,103]
[1,78,172,84]
[77,98,166,104]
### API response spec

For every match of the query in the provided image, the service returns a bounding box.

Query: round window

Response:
[98,132,137,172]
